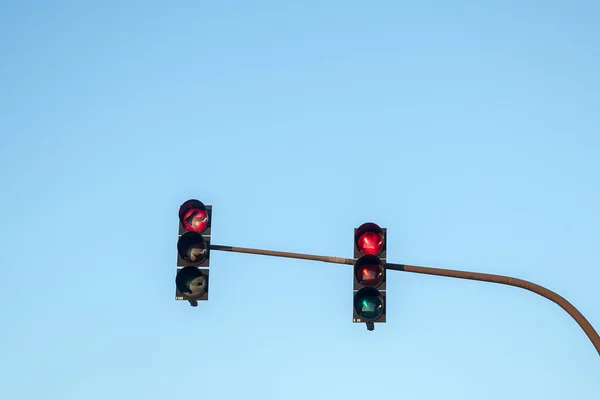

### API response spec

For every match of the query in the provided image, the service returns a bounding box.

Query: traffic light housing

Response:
[176,199,212,305]
[353,222,387,327]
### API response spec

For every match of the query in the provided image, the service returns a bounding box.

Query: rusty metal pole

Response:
[387,263,600,356]
[210,244,353,265]
[210,244,600,356]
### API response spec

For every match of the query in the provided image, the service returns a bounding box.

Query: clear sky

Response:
[1,1,599,399]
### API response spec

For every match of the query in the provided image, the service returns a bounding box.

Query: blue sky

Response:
[1,1,599,399]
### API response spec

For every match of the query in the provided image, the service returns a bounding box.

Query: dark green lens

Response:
[176,267,208,299]
[354,287,384,321]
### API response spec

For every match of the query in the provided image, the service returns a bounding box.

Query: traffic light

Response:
[353,222,387,329]
[176,199,212,306]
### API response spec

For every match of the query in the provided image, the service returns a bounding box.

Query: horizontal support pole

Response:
[209,243,600,356]
[387,263,600,356]
[210,244,352,265]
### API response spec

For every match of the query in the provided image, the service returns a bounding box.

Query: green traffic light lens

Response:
[176,267,208,299]
[354,287,384,321]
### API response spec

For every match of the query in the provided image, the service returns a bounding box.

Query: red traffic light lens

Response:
[177,232,208,264]
[357,231,384,255]
[179,199,209,233]
[182,208,208,232]
[354,255,384,287]
[355,223,384,256]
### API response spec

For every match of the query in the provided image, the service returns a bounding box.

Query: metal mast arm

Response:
[210,244,600,356]
[387,263,600,356]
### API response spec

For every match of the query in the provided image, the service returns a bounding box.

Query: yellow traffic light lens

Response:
[354,255,384,287]
[177,232,208,264]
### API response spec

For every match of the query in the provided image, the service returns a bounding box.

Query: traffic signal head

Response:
[177,199,212,305]
[176,267,209,301]
[353,222,387,326]
[354,222,386,258]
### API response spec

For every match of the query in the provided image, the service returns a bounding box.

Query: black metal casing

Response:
[176,202,212,302]
[353,223,387,325]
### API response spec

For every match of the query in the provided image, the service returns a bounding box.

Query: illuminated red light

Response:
[355,222,385,256]
[179,199,209,233]
[357,231,384,255]
[182,208,208,232]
